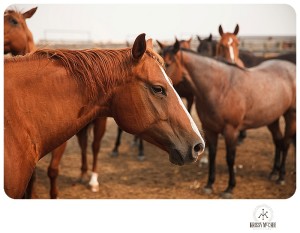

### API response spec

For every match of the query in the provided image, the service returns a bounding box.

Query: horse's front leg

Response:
[223,125,239,199]
[203,129,219,195]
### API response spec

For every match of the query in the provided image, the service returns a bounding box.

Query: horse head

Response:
[197,33,217,57]
[217,24,240,64]
[111,34,205,165]
[4,7,37,55]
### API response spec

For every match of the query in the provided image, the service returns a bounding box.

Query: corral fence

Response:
[37,35,296,57]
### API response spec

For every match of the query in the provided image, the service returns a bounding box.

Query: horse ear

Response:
[234,24,239,35]
[173,39,180,54]
[187,37,192,44]
[218,25,224,36]
[146,38,153,50]
[132,33,146,60]
[23,7,38,19]
[197,35,202,42]
[156,40,165,49]
[208,33,212,41]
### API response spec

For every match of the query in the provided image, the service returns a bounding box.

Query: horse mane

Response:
[5,47,163,99]
[36,48,134,98]
[181,48,246,70]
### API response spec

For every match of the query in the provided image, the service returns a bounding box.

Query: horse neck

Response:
[5,56,115,158]
[181,50,230,98]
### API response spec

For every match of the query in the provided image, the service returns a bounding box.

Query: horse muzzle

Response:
[169,142,204,166]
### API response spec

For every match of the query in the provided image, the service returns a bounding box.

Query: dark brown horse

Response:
[161,41,296,198]
[111,128,144,160]
[239,50,296,67]
[156,38,194,113]
[4,34,205,198]
[196,33,217,57]
[4,7,37,55]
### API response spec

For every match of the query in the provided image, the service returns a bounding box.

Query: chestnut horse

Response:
[4,7,37,55]
[4,34,205,198]
[161,41,296,198]
[156,38,194,113]
[217,24,245,68]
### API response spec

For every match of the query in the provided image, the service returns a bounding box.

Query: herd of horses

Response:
[4,7,296,199]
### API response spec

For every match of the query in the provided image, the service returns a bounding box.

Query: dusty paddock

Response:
[33,103,296,199]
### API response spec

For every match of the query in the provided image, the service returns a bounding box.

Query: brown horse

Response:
[161,41,296,198]
[4,7,37,55]
[156,38,194,113]
[217,24,245,68]
[4,34,205,198]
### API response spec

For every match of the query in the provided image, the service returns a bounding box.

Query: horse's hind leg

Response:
[76,125,89,182]
[267,119,283,181]
[89,117,107,192]
[203,129,219,195]
[137,138,145,161]
[278,110,296,185]
[111,127,123,157]
[48,142,68,199]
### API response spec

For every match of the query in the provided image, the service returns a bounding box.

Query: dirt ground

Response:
[34,104,296,199]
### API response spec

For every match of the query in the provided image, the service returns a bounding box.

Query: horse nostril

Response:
[193,143,204,154]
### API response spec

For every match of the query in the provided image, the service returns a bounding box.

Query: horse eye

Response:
[151,85,166,96]
[9,17,18,25]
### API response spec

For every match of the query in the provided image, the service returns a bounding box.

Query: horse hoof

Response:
[90,185,100,192]
[221,192,233,199]
[269,173,279,181]
[203,187,213,195]
[79,174,89,183]
[110,151,119,157]
[138,155,145,161]
[276,180,286,186]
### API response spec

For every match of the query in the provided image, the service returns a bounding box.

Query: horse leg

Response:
[222,125,239,198]
[76,125,89,182]
[237,130,247,145]
[203,129,219,194]
[267,119,283,181]
[47,142,67,199]
[137,138,145,161]
[24,169,37,199]
[89,117,107,192]
[277,110,296,185]
[111,127,123,157]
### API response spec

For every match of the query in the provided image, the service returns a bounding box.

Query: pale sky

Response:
[3,3,296,43]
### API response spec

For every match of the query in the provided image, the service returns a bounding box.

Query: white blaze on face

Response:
[228,37,235,62]
[159,66,205,151]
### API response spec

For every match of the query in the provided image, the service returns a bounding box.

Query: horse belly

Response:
[244,94,292,129]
